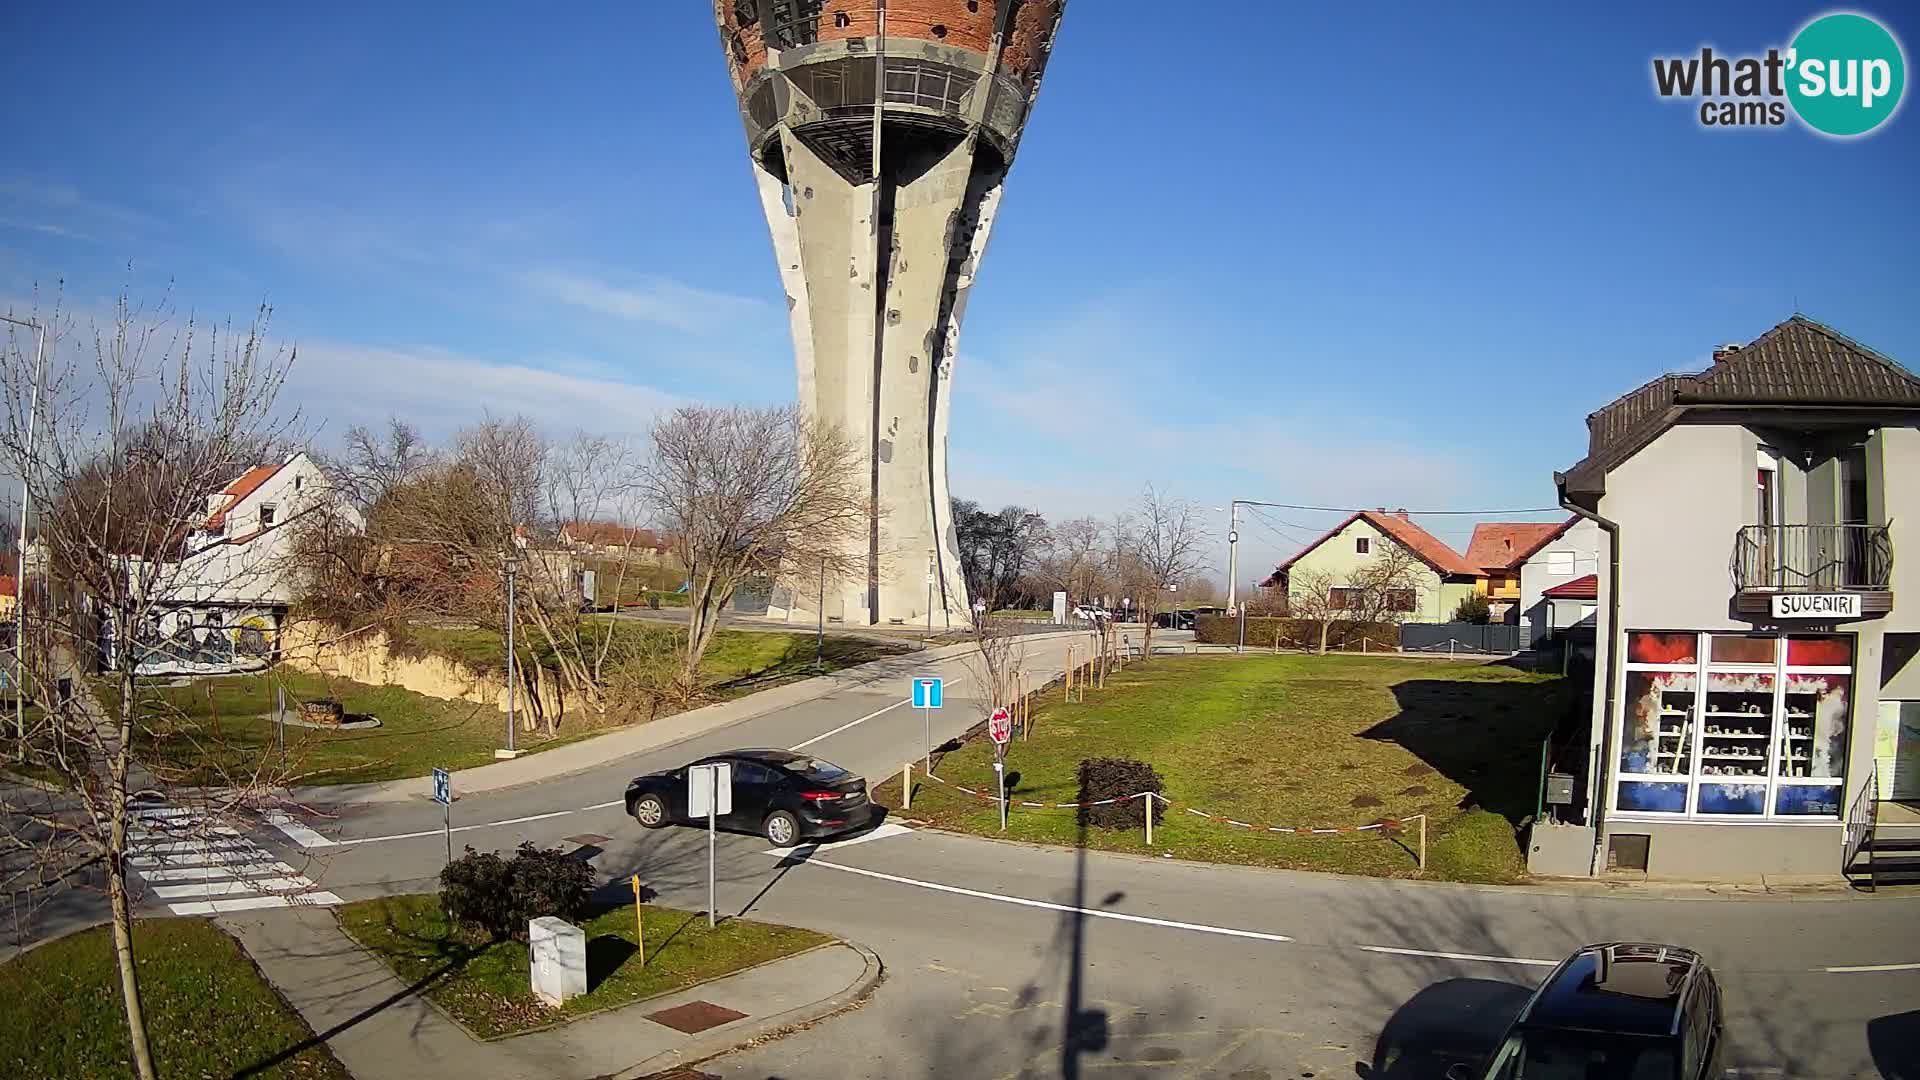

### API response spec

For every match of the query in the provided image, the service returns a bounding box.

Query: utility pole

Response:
[503,552,519,756]
[1225,501,1240,652]
[2,315,46,753]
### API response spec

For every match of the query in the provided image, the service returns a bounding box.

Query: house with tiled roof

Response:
[1260,508,1477,624]
[1464,519,1574,622]
[1513,516,1604,646]
[1532,315,1920,884]
[121,451,361,675]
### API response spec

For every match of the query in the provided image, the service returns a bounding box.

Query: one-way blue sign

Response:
[912,677,943,709]
[431,767,451,806]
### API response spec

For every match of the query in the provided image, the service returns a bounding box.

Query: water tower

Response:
[715,1,1067,626]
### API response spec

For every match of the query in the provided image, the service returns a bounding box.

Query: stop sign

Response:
[988,707,1012,745]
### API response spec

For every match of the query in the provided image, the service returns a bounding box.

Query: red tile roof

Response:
[205,463,284,530]
[1465,519,1575,573]
[1264,510,1477,584]
[1542,574,1599,600]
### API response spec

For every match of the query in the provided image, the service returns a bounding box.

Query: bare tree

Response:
[328,416,431,514]
[1118,486,1209,659]
[0,290,304,1080]
[640,405,867,702]
[951,499,1046,612]
[1028,516,1108,615]
[1279,545,1425,654]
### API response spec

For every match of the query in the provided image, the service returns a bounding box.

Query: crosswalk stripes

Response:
[125,803,341,914]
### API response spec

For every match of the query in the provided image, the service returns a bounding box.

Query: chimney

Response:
[1712,343,1742,364]
[1394,508,1410,522]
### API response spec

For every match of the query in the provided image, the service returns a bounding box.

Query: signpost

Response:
[431,767,452,861]
[687,761,733,927]
[989,706,1012,831]
[629,873,645,965]
[913,677,943,770]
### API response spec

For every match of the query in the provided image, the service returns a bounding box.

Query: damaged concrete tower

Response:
[715,1,1067,627]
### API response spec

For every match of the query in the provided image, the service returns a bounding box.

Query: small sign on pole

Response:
[688,762,733,927]
[431,767,452,861]
[989,706,1012,831]
[913,677,943,771]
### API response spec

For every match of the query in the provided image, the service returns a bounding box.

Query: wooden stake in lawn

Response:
[902,761,912,810]
[629,874,645,965]
[1064,646,1074,702]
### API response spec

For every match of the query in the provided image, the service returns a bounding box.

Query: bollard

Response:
[1144,793,1154,847]
[903,762,912,810]
[1418,815,1427,872]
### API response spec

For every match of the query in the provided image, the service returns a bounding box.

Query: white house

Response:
[1532,316,1920,883]
[1515,516,1603,647]
[122,452,359,675]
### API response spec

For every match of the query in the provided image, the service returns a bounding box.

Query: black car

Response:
[1448,942,1724,1080]
[624,749,874,847]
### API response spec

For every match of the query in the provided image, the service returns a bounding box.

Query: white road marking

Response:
[580,800,625,810]
[763,820,914,856]
[1357,945,1559,967]
[333,809,576,847]
[800,858,1293,943]
[125,803,341,913]
[1821,962,1920,973]
[136,862,296,882]
[168,892,343,916]
[787,676,969,752]
[150,877,313,900]
[129,849,278,868]
[264,811,338,849]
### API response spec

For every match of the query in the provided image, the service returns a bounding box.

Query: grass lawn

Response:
[0,918,349,1080]
[874,654,1571,883]
[107,625,904,787]
[337,895,831,1039]
[398,621,903,700]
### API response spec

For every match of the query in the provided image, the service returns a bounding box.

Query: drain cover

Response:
[646,1000,748,1034]
[562,833,610,846]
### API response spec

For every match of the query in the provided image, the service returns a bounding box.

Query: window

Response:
[1355,537,1370,555]
[1546,550,1574,576]
[293,474,303,493]
[1327,587,1355,610]
[1615,630,1853,820]
[1386,588,1415,612]
[259,503,277,528]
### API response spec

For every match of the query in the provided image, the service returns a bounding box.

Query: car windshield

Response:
[1486,1029,1678,1080]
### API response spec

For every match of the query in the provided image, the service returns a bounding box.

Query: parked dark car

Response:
[1447,942,1723,1080]
[1154,609,1198,629]
[625,749,873,846]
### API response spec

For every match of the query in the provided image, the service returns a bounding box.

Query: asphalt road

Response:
[14,632,1919,1078]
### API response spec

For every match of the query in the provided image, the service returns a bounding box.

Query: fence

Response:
[1398,622,1525,655]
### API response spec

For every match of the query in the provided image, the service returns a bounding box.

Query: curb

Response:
[613,940,885,1080]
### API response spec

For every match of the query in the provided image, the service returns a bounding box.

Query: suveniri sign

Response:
[1771,593,1861,619]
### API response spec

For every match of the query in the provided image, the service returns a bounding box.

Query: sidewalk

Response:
[222,905,881,1080]
[293,631,1082,806]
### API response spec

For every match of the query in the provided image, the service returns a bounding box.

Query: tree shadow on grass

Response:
[1362,674,1573,824]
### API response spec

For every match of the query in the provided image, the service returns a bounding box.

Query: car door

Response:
[727,761,777,827]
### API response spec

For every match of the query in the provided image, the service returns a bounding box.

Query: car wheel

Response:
[764,810,800,847]
[632,793,668,828]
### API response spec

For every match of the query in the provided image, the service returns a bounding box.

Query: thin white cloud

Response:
[286,339,684,441]
[523,268,773,337]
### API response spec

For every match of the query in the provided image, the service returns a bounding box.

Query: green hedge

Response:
[1193,614,1396,650]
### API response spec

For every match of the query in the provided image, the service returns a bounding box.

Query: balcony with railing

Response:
[1730,523,1894,616]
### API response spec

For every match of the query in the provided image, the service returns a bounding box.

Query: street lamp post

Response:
[503,552,519,755]
[3,315,47,751]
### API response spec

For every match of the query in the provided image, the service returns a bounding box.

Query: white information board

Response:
[688,762,733,817]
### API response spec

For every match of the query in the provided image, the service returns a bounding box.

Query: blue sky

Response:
[2,1,1915,585]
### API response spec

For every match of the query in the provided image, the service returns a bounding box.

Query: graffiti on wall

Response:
[106,607,283,676]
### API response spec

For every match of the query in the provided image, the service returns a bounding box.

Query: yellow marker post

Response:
[630,874,645,965]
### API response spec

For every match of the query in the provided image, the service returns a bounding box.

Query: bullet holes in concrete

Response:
[878,438,893,463]
[931,24,947,38]
[908,356,920,373]
[887,309,902,326]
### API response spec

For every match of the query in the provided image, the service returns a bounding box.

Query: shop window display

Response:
[1615,631,1852,820]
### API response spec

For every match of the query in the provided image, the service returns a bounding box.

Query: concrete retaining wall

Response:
[277,621,577,722]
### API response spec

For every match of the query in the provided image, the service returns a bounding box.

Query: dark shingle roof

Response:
[1559,316,1920,499]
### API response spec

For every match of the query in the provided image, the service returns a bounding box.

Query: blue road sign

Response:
[431,767,451,806]
[912,677,943,709]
